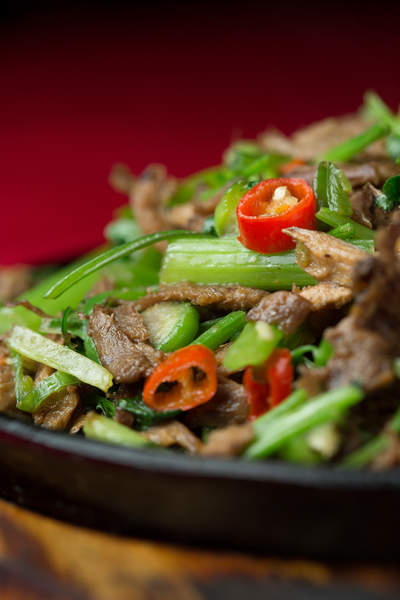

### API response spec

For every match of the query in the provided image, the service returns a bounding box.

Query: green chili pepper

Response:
[314,162,352,216]
[214,180,255,236]
[141,302,199,352]
[223,321,282,371]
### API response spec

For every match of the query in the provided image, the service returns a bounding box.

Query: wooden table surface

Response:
[1,499,400,600]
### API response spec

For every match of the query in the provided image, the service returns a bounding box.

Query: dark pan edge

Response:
[1,414,400,490]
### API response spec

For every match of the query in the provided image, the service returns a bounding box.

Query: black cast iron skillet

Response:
[0,413,399,561]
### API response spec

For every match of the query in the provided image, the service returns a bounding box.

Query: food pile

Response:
[1,92,400,468]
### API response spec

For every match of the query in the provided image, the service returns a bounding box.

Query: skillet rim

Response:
[1,413,400,490]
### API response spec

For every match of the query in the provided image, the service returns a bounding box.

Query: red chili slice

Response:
[237,177,316,253]
[243,348,293,420]
[143,344,217,412]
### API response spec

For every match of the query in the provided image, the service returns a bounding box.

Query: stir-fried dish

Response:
[2,92,400,469]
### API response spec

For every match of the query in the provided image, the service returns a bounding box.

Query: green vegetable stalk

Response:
[83,412,152,448]
[318,123,388,163]
[11,351,78,413]
[244,385,363,459]
[191,311,246,350]
[160,237,316,290]
[316,208,375,240]
[8,326,113,392]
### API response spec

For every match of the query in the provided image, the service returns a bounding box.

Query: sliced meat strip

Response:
[350,183,400,230]
[134,283,267,313]
[285,227,368,287]
[298,283,352,312]
[113,303,149,342]
[0,265,33,302]
[259,114,386,161]
[201,423,254,457]
[143,420,202,454]
[246,291,311,335]
[300,215,400,394]
[88,305,163,383]
[114,407,134,428]
[129,164,177,238]
[33,386,80,430]
[184,377,249,429]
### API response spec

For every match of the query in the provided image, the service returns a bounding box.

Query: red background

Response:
[1,1,400,264]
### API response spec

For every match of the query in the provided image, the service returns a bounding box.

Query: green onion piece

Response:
[291,338,333,367]
[244,385,363,460]
[160,237,316,290]
[363,91,400,135]
[214,180,254,236]
[141,302,199,352]
[197,317,222,335]
[342,406,400,469]
[43,230,200,300]
[83,412,152,448]
[317,123,388,163]
[191,311,246,351]
[279,434,321,465]
[11,351,78,413]
[316,208,375,240]
[223,321,282,371]
[253,389,308,436]
[314,161,352,216]
[22,249,104,316]
[8,326,113,392]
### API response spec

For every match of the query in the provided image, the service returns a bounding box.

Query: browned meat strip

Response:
[259,115,386,161]
[114,407,134,428]
[0,265,32,302]
[246,291,311,335]
[129,164,177,238]
[143,420,202,454]
[70,411,87,434]
[184,377,249,429]
[109,163,135,195]
[285,227,368,287]
[134,283,267,313]
[33,385,80,430]
[113,304,149,342]
[301,216,400,393]
[201,423,254,457]
[350,183,400,229]
[88,305,163,383]
[0,344,16,411]
[298,283,352,311]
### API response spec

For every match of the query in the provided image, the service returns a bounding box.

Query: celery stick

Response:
[160,237,316,290]
[8,326,113,392]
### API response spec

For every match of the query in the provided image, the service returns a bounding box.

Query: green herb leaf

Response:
[314,162,352,216]
[375,175,400,212]
[117,396,180,430]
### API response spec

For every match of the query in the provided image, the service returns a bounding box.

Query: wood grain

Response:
[0,499,400,600]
